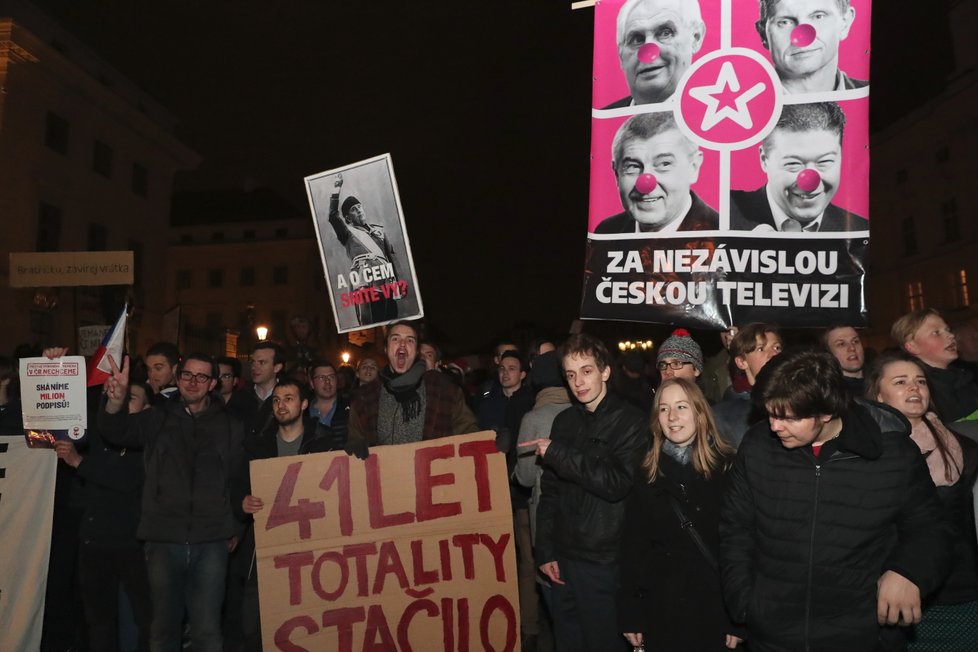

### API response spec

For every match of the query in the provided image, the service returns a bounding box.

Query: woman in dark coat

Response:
[618,378,742,651]
[867,352,978,651]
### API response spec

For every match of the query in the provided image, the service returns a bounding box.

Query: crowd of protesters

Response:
[2,309,978,652]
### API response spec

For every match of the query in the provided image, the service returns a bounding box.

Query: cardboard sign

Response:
[9,251,134,287]
[250,432,520,652]
[19,356,88,447]
[582,0,871,327]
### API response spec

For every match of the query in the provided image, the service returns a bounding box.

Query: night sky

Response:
[28,0,954,352]
[29,0,594,351]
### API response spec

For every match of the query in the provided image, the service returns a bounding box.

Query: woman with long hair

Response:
[618,378,742,650]
[866,351,978,650]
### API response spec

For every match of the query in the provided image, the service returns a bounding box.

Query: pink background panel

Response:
[729,97,869,218]
[589,113,721,230]
[730,0,871,83]
[593,0,724,109]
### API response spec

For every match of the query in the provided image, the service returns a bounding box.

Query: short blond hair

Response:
[891,308,941,348]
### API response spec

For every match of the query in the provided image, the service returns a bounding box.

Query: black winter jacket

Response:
[99,395,245,544]
[535,391,649,566]
[719,399,952,652]
[618,454,740,650]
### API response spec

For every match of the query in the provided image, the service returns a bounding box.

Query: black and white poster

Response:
[305,154,424,333]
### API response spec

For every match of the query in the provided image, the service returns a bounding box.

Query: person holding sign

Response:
[618,378,741,651]
[755,0,866,94]
[595,112,718,234]
[730,102,867,232]
[604,0,708,108]
[345,321,477,458]
[328,172,399,326]
[99,353,245,652]
[522,334,649,652]
[237,378,344,651]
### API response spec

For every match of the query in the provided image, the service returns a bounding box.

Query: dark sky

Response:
[27,0,954,351]
[31,0,596,350]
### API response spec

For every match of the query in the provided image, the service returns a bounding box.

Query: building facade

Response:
[864,0,977,347]
[0,0,198,355]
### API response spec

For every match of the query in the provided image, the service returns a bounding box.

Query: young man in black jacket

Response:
[720,349,952,652]
[521,334,649,652]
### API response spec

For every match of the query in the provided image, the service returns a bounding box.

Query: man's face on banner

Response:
[761,128,842,224]
[616,129,703,231]
[759,0,855,82]
[618,0,705,104]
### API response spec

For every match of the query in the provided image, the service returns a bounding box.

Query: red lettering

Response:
[410,539,439,586]
[415,444,462,521]
[311,551,348,601]
[453,534,480,579]
[372,541,411,595]
[458,440,496,512]
[321,606,366,652]
[365,455,415,529]
[273,615,318,652]
[438,538,453,581]
[480,533,511,582]
[266,461,326,540]
[458,598,470,652]
[440,597,454,652]
[343,542,377,597]
[320,454,353,536]
[397,598,438,652]
[363,604,396,651]
[274,551,314,606]
[480,595,517,652]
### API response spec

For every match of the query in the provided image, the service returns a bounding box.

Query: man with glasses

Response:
[307,361,350,451]
[655,328,704,383]
[216,356,241,405]
[228,341,285,439]
[99,352,245,652]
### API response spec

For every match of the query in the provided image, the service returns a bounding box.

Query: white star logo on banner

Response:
[687,61,767,131]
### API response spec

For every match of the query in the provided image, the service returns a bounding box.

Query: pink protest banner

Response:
[250,432,520,651]
[582,0,871,328]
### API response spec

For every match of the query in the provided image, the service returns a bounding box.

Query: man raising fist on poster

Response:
[328,173,400,326]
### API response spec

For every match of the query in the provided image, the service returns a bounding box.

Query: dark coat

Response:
[308,396,351,451]
[226,384,275,439]
[720,399,952,652]
[75,428,143,548]
[919,362,978,423]
[618,454,739,650]
[234,417,343,585]
[535,392,650,566]
[348,370,478,447]
[99,395,245,544]
[730,187,868,232]
[930,430,978,606]
[594,191,719,234]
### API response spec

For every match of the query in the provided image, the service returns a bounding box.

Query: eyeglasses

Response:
[656,360,692,371]
[312,375,336,383]
[178,371,212,384]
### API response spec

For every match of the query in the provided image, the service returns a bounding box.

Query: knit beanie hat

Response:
[657,329,704,372]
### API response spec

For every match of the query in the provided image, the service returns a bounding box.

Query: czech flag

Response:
[87,305,128,387]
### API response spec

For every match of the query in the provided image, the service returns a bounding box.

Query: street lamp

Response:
[256,325,269,341]
[341,351,351,365]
